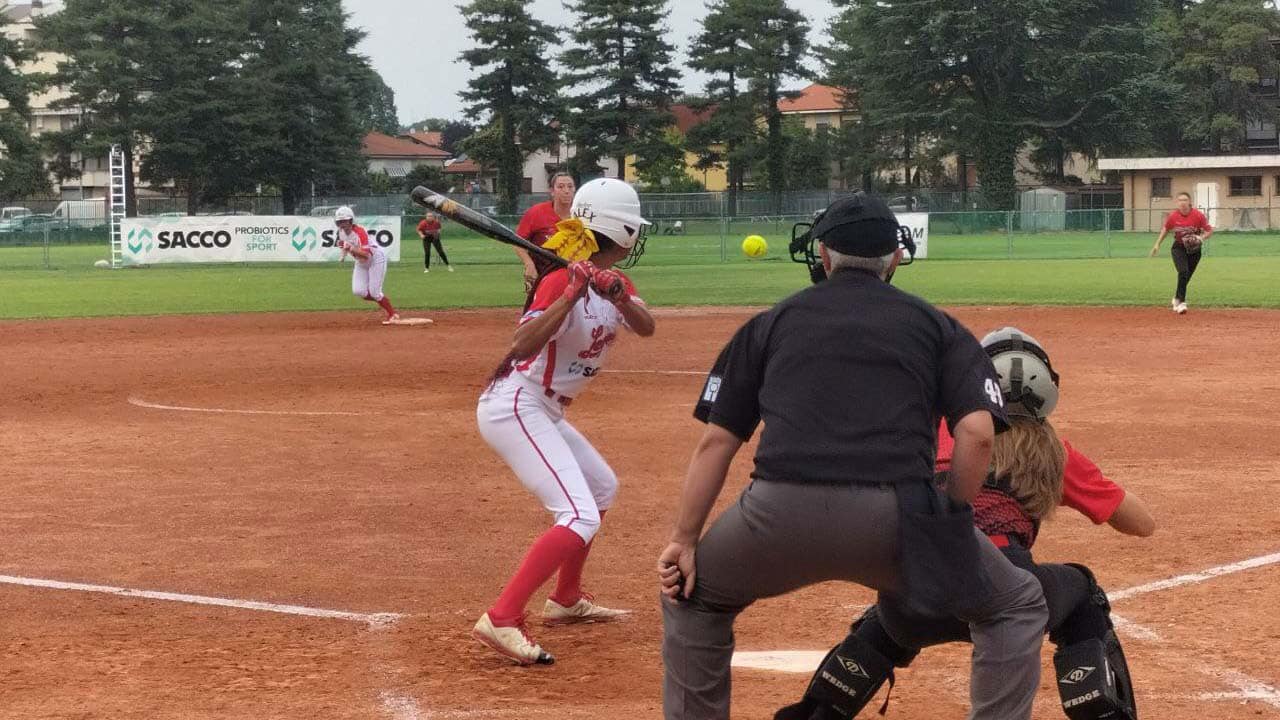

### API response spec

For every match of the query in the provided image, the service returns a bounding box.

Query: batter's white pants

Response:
[352,253,388,301]
[476,377,618,544]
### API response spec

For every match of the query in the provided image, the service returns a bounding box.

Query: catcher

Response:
[1149,191,1213,314]
[777,327,1155,720]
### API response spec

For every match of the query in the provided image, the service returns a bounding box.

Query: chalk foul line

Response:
[0,574,402,628]
[128,396,431,418]
[1108,551,1280,602]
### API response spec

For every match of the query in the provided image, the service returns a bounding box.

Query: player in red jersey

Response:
[471,178,655,666]
[515,172,576,292]
[1149,191,1213,314]
[778,327,1155,720]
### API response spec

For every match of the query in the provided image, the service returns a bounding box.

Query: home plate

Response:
[732,650,825,673]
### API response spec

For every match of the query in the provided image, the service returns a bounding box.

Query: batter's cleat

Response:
[472,613,554,666]
[1175,302,1188,314]
[542,593,633,626]
[381,313,402,325]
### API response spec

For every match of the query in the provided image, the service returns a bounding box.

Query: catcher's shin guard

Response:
[774,633,896,720]
[1051,563,1137,720]
[1053,631,1136,720]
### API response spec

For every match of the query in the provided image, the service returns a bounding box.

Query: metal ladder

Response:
[108,145,126,268]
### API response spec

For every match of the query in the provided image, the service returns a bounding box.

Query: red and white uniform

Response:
[341,224,388,301]
[476,268,645,543]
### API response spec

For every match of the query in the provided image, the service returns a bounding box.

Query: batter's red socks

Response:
[551,510,604,607]
[489,525,586,626]
[376,296,396,317]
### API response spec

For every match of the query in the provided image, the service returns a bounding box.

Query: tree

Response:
[634,127,702,191]
[458,0,562,214]
[439,120,475,154]
[351,64,400,135]
[687,0,757,213]
[827,0,1160,209]
[38,0,165,216]
[241,0,369,214]
[732,0,809,199]
[777,121,832,190]
[138,1,261,213]
[400,163,447,194]
[1154,0,1280,154]
[0,9,49,198]
[560,0,681,179]
[406,118,448,132]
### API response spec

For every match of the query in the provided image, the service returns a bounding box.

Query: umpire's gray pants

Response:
[661,479,1047,720]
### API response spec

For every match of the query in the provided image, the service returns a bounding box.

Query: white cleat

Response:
[381,313,401,325]
[542,595,633,626]
[1175,302,1188,315]
[423,269,430,273]
[447,265,455,272]
[472,613,554,666]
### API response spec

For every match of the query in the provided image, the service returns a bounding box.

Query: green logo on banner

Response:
[126,228,153,255]
[291,226,318,252]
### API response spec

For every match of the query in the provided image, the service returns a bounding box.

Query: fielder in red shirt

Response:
[778,327,1155,720]
[515,171,575,292]
[416,212,452,273]
[1149,191,1213,314]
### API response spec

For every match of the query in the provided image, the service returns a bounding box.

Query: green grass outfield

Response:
[2,225,1278,319]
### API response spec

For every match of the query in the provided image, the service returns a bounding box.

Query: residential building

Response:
[361,131,450,177]
[622,103,725,191]
[778,83,856,132]
[1098,154,1280,231]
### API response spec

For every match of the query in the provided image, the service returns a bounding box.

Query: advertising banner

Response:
[120,215,401,265]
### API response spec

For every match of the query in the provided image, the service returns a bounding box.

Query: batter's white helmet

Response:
[571,178,651,250]
[981,327,1061,420]
[335,206,354,222]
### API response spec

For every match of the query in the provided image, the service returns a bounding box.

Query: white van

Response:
[1,206,32,221]
[51,199,108,228]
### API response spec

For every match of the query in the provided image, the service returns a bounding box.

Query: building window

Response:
[1274,176,1280,195]
[815,121,831,132]
[1229,175,1262,197]
[1150,177,1171,198]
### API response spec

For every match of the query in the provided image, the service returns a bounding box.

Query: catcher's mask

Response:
[789,209,916,284]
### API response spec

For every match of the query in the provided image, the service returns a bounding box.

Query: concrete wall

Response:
[1119,168,1280,231]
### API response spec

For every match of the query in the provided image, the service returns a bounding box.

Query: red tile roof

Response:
[444,158,483,174]
[670,104,716,134]
[362,132,450,159]
[778,84,850,114]
[403,131,445,148]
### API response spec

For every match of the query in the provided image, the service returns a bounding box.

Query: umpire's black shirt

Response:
[694,267,1006,486]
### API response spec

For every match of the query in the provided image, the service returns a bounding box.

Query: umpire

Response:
[658,192,1048,720]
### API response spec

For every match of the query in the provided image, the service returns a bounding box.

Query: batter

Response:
[472,179,655,666]
[335,206,399,324]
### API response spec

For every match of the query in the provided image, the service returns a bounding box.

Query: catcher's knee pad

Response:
[1053,630,1137,720]
[774,632,896,720]
[850,606,919,668]
[1051,563,1114,648]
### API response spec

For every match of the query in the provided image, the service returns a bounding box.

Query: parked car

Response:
[1,206,32,222]
[309,205,355,217]
[0,213,59,233]
[52,199,108,228]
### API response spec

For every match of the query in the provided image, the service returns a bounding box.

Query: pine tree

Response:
[687,0,755,213]
[241,0,369,214]
[560,0,681,180]
[350,62,400,136]
[138,1,261,213]
[0,8,49,198]
[458,0,561,214]
[38,0,165,215]
[826,0,1159,210]
[732,0,809,198]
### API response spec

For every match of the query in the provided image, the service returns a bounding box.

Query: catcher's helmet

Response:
[981,327,1060,420]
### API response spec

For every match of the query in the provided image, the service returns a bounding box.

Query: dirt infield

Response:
[3,305,1279,719]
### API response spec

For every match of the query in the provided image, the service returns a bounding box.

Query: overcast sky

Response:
[345,0,839,127]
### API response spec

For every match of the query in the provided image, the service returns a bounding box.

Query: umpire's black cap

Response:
[812,192,900,258]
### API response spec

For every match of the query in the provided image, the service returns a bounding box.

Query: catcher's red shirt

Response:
[935,421,1125,530]
[1163,208,1212,242]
